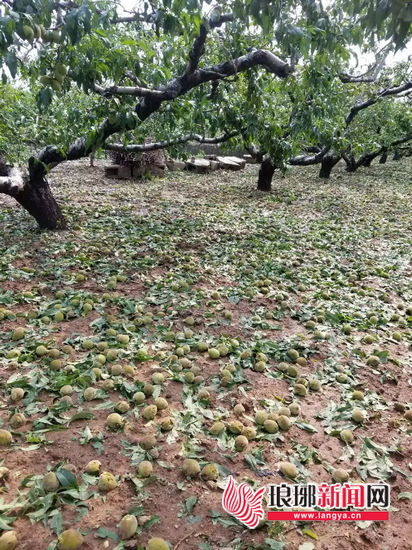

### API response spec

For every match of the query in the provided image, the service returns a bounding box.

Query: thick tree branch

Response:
[105,131,239,153]
[93,83,164,98]
[345,80,412,126]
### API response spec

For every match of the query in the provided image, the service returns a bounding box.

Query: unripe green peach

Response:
[333,468,349,483]
[352,390,364,401]
[352,408,365,423]
[209,421,225,435]
[228,420,243,434]
[160,417,174,431]
[255,410,268,425]
[119,514,138,539]
[234,435,248,451]
[106,413,124,429]
[277,415,292,431]
[133,391,145,404]
[309,379,321,391]
[85,460,101,474]
[182,459,200,477]
[294,384,307,396]
[208,348,220,359]
[241,426,257,440]
[289,402,301,416]
[0,530,17,550]
[84,387,96,401]
[10,413,25,428]
[340,429,354,444]
[98,471,117,491]
[201,463,219,481]
[366,355,380,367]
[140,434,156,450]
[138,460,153,478]
[43,472,60,492]
[10,387,24,401]
[142,405,158,421]
[280,462,297,478]
[263,419,278,433]
[147,538,169,550]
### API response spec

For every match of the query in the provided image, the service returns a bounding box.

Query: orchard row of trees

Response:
[0,0,411,229]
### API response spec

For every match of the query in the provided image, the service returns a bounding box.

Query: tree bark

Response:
[1,158,66,230]
[319,155,340,179]
[379,150,388,164]
[343,154,357,172]
[15,178,66,230]
[257,158,275,191]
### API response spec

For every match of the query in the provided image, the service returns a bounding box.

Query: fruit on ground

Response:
[404,410,412,422]
[43,472,60,492]
[263,419,278,433]
[85,460,101,474]
[0,530,17,550]
[139,433,156,450]
[333,468,349,482]
[138,461,153,477]
[201,463,219,481]
[277,415,292,431]
[208,348,220,359]
[352,390,364,400]
[366,355,380,367]
[280,462,297,478]
[182,458,200,477]
[209,421,225,435]
[84,387,96,401]
[12,327,26,340]
[294,384,307,396]
[147,538,169,550]
[154,397,168,410]
[242,426,257,440]
[143,405,158,420]
[106,413,124,429]
[352,408,365,423]
[10,387,24,401]
[228,420,243,434]
[119,515,138,539]
[309,379,321,391]
[98,471,117,491]
[160,417,174,431]
[340,429,354,444]
[57,529,83,550]
[0,430,12,446]
[289,402,300,416]
[287,348,299,361]
[10,413,25,428]
[115,401,130,413]
[133,391,146,404]
[234,435,248,451]
[255,410,268,425]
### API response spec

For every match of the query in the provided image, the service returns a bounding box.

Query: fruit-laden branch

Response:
[35,50,291,171]
[104,131,239,153]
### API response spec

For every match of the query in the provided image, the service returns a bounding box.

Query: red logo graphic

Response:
[222,476,266,529]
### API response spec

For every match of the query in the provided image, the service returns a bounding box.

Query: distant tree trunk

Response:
[379,150,388,164]
[90,152,95,167]
[319,155,340,179]
[343,154,357,172]
[257,158,275,191]
[393,149,402,160]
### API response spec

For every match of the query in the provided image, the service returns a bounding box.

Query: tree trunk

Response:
[379,150,388,164]
[257,158,275,191]
[393,149,402,161]
[343,154,357,172]
[15,177,66,230]
[319,155,340,179]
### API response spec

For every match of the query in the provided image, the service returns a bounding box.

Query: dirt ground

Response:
[0,158,411,550]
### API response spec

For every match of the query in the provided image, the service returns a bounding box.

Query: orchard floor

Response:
[0,158,411,550]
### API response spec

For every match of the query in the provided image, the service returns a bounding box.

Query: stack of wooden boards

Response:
[105,154,256,179]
